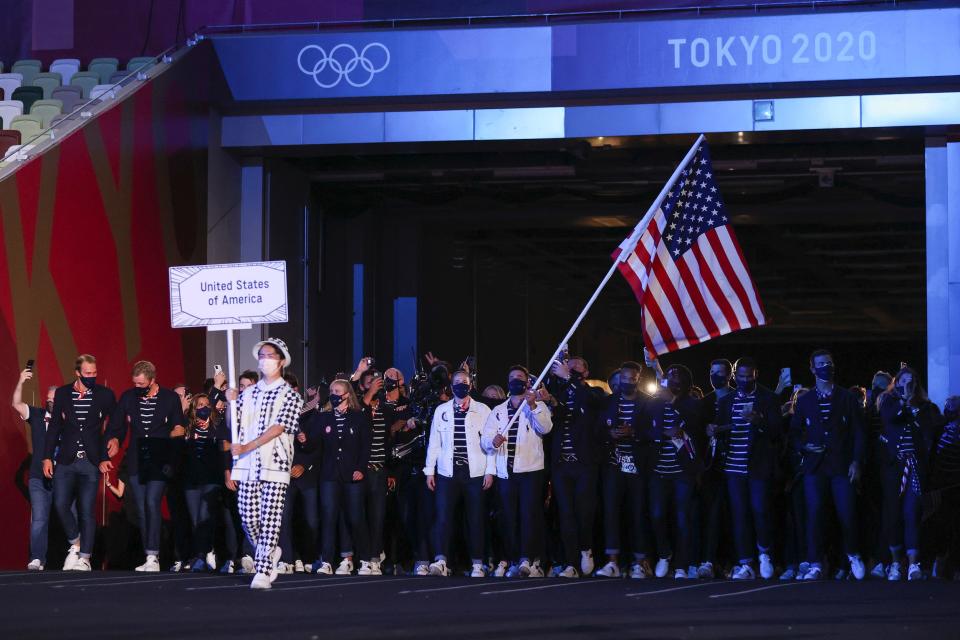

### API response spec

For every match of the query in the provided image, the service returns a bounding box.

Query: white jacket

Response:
[481,398,552,478]
[424,398,495,479]
[230,378,303,485]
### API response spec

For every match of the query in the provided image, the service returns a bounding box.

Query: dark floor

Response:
[0,570,955,639]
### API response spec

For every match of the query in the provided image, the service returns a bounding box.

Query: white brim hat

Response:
[253,337,291,368]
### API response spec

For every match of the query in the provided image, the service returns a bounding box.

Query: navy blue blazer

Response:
[714,385,782,480]
[547,380,606,464]
[643,395,707,478]
[789,385,865,476]
[877,394,941,480]
[599,392,652,463]
[45,383,117,465]
[302,409,371,483]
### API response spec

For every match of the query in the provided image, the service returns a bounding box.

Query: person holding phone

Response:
[481,366,552,578]
[12,364,58,570]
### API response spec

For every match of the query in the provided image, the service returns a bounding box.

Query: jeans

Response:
[697,470,726,565]
[804,473,858,566]
[648,473,695,567]
[881,466,921,556]
[364,468,389,560]
[184,484,220,557]
[320,480,369,564]
[725,474,771,564]
[129,475,166,556]
[28,477,54,564]
[497,470,544,564]
[600,465,647,560]
[552,460,598,567]
[52,458,99,558]
[280,480,319,564]
[433,465,486,563]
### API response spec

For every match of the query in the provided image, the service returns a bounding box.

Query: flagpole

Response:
[496,134,704,435]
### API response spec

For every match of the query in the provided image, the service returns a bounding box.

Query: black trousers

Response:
[552,460,598,567]
[601,465,647,560]
[497,470,544,564]
[433,465,486,563]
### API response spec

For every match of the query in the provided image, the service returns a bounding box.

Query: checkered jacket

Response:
[231,378,303,484]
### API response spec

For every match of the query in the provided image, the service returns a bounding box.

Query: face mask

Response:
[507,380,527,396]
[259,358,280,376]
[196,407,212,419]
[135,386,150,398]
[619,382,637,396]
[667,380,686,396]
[736,378,757,394]
[79,376,96,390]
[329,394,344,408]
[710,374,730,390]
[814,364,834,382]
[452,383,471,399]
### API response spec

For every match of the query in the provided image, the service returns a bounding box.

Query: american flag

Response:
[612,139,766,356]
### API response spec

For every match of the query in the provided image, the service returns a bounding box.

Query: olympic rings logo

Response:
[296,42,390,89]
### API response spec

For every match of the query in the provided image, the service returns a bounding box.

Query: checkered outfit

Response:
[236,380,303,575]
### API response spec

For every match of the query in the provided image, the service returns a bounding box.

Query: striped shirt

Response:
[817,388,833,430]
[610,399,637,468]
[369,401,393,464]
[453,402,469,465]
[506,402,519,473]
[897,405,918,457]
[139,394,157,436]
[72,389,93,452]
[655,404,681,475]
[560,385,577,458]
[724,392,755,475]
[933,422,960,488]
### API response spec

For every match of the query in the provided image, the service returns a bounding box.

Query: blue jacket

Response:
[714,385,782,480]
[643,394,706,478]
[302,408,371,483]
[45,383,116,465]
[789,385,865,476]
[547,379,606,465]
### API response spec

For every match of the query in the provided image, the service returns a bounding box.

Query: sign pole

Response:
[226,327,238,444]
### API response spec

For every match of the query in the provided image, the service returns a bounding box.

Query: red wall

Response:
[0,44,213,569]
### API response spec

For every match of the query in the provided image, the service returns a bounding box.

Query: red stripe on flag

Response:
[705,230,759,327]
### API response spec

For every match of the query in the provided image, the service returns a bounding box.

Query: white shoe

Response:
[759,553,774,579]
[492,560,509,577]
[559,565,578,578]
[731,564,756,580]
[27,559,44,571]
[630,562,648,580]
[136,555,160,572]
[73,557,92,571]
[887,563,902,581]
[415,562,430,576]
[908,563,923,581]
[527,560,544,578]
[870,562,886,579]
[595,561,621,578]
[848,554,865,581]
[357,560,374,576]
[240,555,255,574]
[518,560,532,577]
[276,562,294,575]
[250,573,271,590]
[368,559,383,576]
[673,569,688,579]
[428,559,449,577]
[779,568,797,581]
[697,562,714,579]
[220,560,235,574]
[655,558,670,578]
[316,562,333,575]
[471,563,486,578]
[168,560,184,573]
[580,550,594,576]
[62,544,80,571]
[205,552,217,571]
[801,565,822,580]
[336,557,354,575]
[268,547,283,583]
[294,559,305,573]
[505,564,522,578]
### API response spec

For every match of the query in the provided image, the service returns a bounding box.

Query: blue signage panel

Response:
[553,8,960,90]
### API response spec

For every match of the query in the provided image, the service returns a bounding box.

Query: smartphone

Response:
[781,367,792,385]
[25,359,34,371]
[366,357,375,367]
[214,364,223,376]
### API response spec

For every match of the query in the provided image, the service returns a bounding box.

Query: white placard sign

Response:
[169,261,288,327]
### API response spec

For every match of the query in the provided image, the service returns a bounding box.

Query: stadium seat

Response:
[30,99,63,128]
[11,86,42,113]
[0,101,24,128]
[11,60,42,85]
[31,72,62,99]
[10,115,43,143]
[0,74,23,101]
[107,71,129,85]
[90,84,116,100]
[50,58,81,85]
[126,56,155,72]
[69,72,99,98]
[88,57,119,84]
[0,129,20,156]
[51,86,83,113]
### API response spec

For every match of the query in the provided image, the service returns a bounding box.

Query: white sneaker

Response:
[316,562,333,575]
[415,562,430,576]
[580,550,594,576]
[240,555,255,574]
[697,561,714,579]
[368,559,383,576]
[908,563,923,581]
[428,559,449,577]
[801,565,822,580]
[673,569,687,579]
[168,560,184,573]
[73,557,92,571]
[276,562,294,575]
[655,558,670,578]
[471,563,486,578]
[559,565,578,578]
[250,573,271,590]
[887,563,902,581]
[220,560,234,574]
[505,564,522,578]
[357,560,374,576]
[779,568,797,581]
[630,562,649,579]
[595,561,621,578]
[205,551,217,571]
[336,557,354,575]
[871,562,886,579]
[759,553,774,579]
[731,564,756,580]
[848,554,865,581]
[518,560,532,577]
[294,559,305,573]
[527,561,544,578]
[62,544,80,571]
[268,547,283,583]
[27,559,44,571]
[492,560,509,577]
[136,555,160,572]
